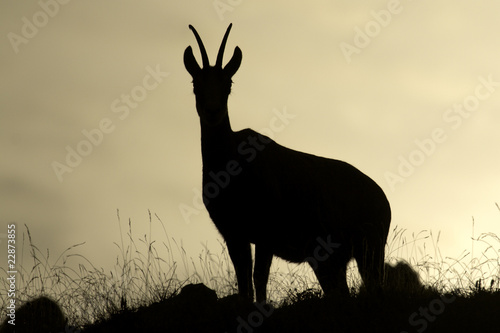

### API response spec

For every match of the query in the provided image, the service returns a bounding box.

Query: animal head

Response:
[184,24,242,126]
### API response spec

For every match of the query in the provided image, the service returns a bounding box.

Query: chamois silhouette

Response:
[184,24,391,302]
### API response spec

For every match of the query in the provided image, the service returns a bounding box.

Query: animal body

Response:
[184,24,391,302]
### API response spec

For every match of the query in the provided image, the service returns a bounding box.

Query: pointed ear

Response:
[223,46,242,78]
[184,46,201,77]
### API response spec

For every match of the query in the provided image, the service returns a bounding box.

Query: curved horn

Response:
[216,23,233,68]
[189,25,209,68]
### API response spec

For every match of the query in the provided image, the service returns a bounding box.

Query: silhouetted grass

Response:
[1,211,187,328]
[1,207,500,332]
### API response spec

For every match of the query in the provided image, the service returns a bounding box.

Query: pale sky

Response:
[1,1,500,283]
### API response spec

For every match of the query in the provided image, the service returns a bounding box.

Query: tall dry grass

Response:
[1,207,499,328]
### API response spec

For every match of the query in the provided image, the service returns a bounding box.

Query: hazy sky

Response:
[1,1,499,279]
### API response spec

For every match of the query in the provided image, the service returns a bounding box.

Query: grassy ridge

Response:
[78,285,500,333]
[1,211,500,332]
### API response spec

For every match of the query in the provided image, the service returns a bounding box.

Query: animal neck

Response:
[200,113,234,168]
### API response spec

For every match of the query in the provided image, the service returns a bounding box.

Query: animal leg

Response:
[354,238,385,293]
[226,239,254,300]
[254,245,273,303]
[310,256,349,296]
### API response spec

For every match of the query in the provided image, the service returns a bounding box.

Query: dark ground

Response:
[79,283,500,333]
